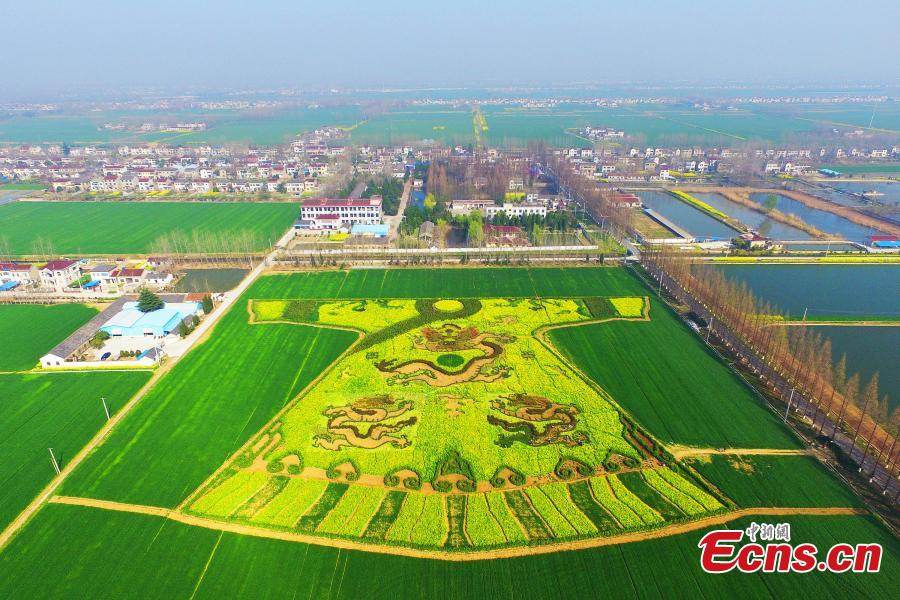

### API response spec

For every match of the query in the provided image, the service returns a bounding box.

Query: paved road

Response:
[385,178,413,242]
[349,181,368,199]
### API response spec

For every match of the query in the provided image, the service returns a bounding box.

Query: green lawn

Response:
[60,299,356,507]
[0,201,299,255]
[688,455,862,508]
[0,304,98,371]
[2,505,896,599]
[0,371,150,529]
[549,299,801,449]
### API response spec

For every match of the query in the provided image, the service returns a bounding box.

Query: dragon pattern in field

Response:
[314,395,417,450]
[488,393,589,448]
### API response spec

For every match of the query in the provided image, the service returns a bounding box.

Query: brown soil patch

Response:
[729,457,756,474]
[440,394,470,418]
[251,434,271,454]
[668,446,811,460]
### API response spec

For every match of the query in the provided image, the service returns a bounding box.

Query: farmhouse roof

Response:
[0,262,33,272]
[43,296,130,360]
[114,268,145,277]
[40,260,77,271]
[303,197,382,208]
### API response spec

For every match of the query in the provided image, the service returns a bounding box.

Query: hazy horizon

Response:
[5,0,900,101]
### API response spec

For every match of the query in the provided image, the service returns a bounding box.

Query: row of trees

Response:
[150,230,265,265]
[548,156,634,239]
[642,245,899,485]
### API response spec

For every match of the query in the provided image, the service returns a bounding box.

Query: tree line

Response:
[642,244,899,489]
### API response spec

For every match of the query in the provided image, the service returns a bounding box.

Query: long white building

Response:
[298,197,383,230]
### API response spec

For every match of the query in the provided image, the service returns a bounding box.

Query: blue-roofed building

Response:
[351,223,390,238]
[100,301,201,338]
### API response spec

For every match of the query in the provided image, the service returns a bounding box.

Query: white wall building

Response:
[299,197,383,229]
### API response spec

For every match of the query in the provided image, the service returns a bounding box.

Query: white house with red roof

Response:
[38,259,80,290]
[298,197,383,230]
[0,262,39,286]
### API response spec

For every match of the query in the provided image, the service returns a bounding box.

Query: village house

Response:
[0,262,39,288]
[39,260,80,290]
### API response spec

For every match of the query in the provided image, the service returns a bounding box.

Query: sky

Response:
[5,0,900,99]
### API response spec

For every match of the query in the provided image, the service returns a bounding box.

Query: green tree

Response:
[468,211,484,247]
[201,294,214,314]
[763,194,778,212]
[89,330,110,349]
[137,288,164,313]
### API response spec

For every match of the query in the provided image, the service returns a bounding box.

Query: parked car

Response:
[100,352,111,361]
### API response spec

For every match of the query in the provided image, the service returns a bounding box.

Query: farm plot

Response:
[0,303,97,371]
[60,300,356,507]
[2,504,897,599]
[549,299,801,449]
[246,267,647,300]
[186,295,727,552]
[0,201,298,255]
[0,371,150,529]
[352,108,475,147]
[688,454,862,508]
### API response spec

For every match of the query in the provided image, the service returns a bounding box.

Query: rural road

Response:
[385,177,413,242]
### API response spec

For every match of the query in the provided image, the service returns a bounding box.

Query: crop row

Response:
[189,467,721,550]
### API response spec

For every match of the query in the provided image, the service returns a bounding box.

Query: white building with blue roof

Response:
[100,301,201,338]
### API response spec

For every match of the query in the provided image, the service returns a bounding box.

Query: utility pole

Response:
[784,387,795,423]
[101,397,110,421]
[48,448,60,475]
[706,317,714,343]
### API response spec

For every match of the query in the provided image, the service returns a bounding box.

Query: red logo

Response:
[698,524,882,574]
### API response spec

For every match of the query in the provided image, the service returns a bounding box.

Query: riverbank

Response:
[682,186,900,237]
[681,188,829,238]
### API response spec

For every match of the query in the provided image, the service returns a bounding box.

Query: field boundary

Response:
[48,495,867,561]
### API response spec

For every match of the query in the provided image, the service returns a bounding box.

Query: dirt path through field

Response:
[669,446,812,460]
[49,495,866,561]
